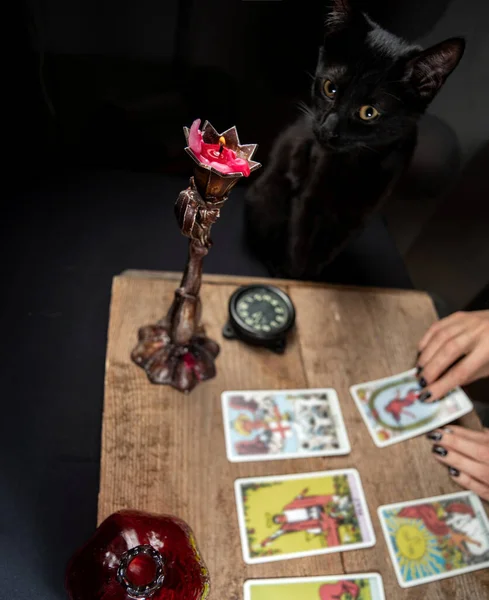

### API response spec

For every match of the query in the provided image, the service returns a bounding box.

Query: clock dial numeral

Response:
[236,288,292,336]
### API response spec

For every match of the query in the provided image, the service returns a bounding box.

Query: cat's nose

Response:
[323,113,339,137]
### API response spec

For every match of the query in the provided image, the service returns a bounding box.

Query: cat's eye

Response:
[359,105,380,121]
[323,79,337,99]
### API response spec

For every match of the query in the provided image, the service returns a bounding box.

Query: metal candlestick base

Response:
[131,223,220,392]
[132,320,220,393]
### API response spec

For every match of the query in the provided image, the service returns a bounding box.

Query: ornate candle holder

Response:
[132,120,260,393]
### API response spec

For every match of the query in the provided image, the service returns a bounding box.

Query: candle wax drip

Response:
[183,352,203,381]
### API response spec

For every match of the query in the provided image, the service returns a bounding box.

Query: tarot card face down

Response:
[350,369,473,447]
[244,573,385,600]
[378,491,489,587]
[221,389,350,462]
[235,469,375,564]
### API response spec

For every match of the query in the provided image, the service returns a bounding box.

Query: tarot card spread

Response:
[350,368,473,447]
[378,491,489,587]
[244,573,385,600]
[235,469,375,564]
[221,388,350,462]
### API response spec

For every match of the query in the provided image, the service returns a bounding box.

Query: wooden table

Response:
[98,271,489,600]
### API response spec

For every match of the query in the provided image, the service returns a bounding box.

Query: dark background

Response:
[3,1,489,599]
[11,0,489,307]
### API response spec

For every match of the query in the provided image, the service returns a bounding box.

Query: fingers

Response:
[427,427,489,501]
[418,312,465,353]
[418,324,467,370]
[429,428,489,463]
[419,331,469,385]
[420,352,482,402]
[417,311,489,401]
[449,471,489,502]
[431,444,489,485]
[441,424,489,443]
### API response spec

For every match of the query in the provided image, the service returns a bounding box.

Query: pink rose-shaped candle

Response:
[188,119,250,176]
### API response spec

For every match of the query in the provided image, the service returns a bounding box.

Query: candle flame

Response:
[218,135,226,156]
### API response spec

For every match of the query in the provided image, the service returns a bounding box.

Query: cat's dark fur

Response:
[245,0,464,280]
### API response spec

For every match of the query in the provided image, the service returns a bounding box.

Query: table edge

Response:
[118,269,435,300]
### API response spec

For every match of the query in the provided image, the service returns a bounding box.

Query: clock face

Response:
[233,286,293,336]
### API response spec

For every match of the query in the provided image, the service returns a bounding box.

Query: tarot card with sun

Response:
[350,368,473,447]
[378,491,489,587]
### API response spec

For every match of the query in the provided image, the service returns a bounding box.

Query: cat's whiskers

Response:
[384,91,402,103]
[358,143,380,154]
[296,101,314,120]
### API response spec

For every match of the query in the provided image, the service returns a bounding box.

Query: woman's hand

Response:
[416,310,489,402]
[427,425,489,501]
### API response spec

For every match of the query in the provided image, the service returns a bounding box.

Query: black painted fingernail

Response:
[419,377,427,388]
[448,466,460,477]
[416,365,423,376]
[427,431,443,441]
[433,445,448,457]
[419,391,432,402]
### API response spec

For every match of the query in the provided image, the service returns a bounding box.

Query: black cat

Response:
[245,0,464,280]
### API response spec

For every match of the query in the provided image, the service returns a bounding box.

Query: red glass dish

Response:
[66,510,209,599]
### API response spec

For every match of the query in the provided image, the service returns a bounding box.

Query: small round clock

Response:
[223,284,296,353]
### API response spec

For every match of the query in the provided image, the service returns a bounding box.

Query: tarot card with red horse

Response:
[350,368,473,447]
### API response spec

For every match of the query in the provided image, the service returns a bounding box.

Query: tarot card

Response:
[234,469,375,564]
[221,388,350,462]
[350,368,473,447]
[244,573,385,600]
[378,491,489,587]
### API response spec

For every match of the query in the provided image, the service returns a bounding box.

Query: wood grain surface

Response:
[99,273,489,600]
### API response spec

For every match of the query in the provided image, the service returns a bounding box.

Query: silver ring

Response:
[116,545,165,599]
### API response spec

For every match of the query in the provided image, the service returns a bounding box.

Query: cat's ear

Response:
[406,38,465,99]
[324,0,352,34]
